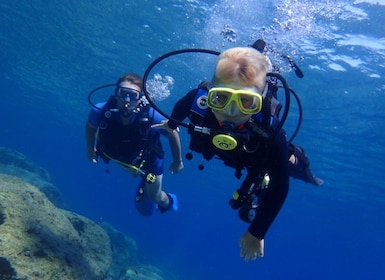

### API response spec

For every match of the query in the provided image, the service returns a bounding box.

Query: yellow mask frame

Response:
[207,87,263,114]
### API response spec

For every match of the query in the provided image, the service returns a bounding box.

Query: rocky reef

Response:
[0,147,165,280]
[0,174,111,279]
[0,147,65,208]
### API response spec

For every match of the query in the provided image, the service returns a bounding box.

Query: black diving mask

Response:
[115,86,142,103]
[115,87,143,117]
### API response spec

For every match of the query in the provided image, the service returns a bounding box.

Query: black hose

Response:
[142,48,220,128]
[87,83,116,110]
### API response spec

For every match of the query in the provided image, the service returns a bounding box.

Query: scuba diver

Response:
[85,73,184,215]
[152,45,323,261]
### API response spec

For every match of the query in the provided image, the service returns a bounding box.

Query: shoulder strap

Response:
[190,88,209,117]
[253,81,282,131]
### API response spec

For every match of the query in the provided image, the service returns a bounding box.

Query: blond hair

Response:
[212,47,271,92]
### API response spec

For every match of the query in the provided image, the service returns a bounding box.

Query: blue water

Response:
[1,0,385,279]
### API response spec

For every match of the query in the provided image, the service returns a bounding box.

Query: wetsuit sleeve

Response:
[248,129,290,239]
[168,89,199,130]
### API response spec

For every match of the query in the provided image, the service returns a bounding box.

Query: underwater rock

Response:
[118,265,165,280]
[101,223,166,280]
[0,146,66,208]
[101,222,138,279]
[0,147,66,208]
[0,147,50,180]
[0,147,167,279]
[0,174,112,280]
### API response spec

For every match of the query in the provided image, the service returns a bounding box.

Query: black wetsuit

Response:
[168,88,289,239]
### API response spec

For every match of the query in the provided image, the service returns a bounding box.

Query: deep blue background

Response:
[1,1,385,279]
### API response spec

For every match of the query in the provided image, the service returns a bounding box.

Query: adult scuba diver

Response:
[85,73,183,216]
[144,40,323,261]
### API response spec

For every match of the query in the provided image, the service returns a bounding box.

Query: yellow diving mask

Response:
[207,87,263,115]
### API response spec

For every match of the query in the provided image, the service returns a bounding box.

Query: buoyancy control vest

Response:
[186,81,283,178]
[96,96,164,167]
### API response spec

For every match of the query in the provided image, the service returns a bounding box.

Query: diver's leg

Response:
[146,174,178,213]
[134,178,154,216]
[145,174,168,206]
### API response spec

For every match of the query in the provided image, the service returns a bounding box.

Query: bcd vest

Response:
[96,97,164,166]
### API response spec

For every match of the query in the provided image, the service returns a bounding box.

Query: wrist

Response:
[168,119,179,130]
[247,227,264,240]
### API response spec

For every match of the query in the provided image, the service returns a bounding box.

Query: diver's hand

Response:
[151,120,177,134]
[169,160,184,174]
[239,230,264,262]
[87,149,98,163]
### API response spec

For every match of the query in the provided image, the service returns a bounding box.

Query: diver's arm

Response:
[85,122,98,163]
[165,128,184,174]
[248,130,289,239]
[238,132,289,262]
[239,230,264,262]
[86,104,105,163]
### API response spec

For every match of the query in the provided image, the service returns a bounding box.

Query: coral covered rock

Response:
[0,147,167,280]
[0,174,112,280]
[0,147,65,208]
